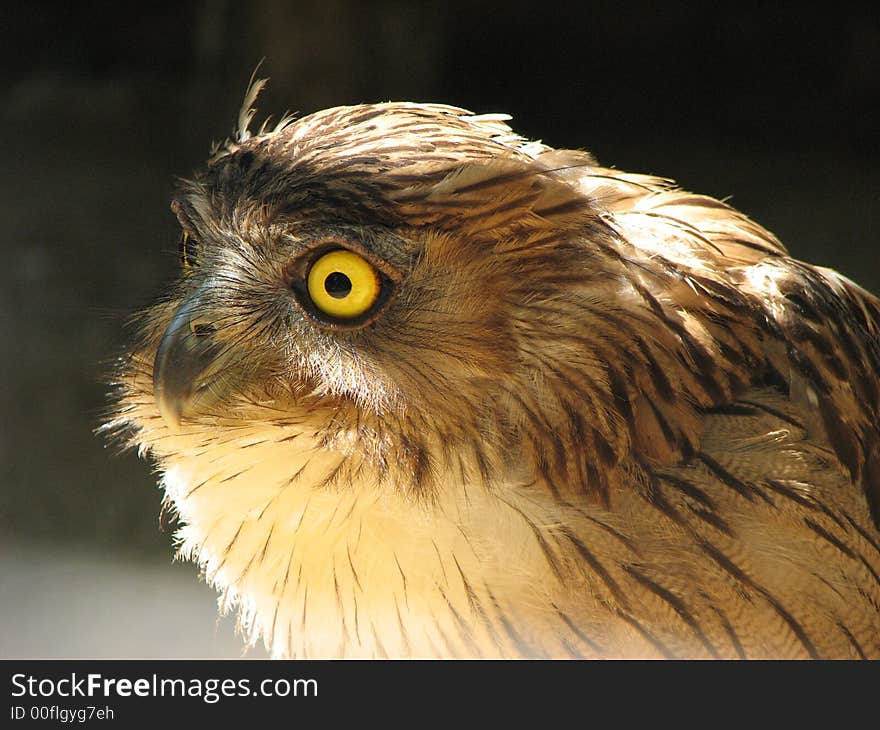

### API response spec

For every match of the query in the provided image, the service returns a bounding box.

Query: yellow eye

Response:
[307,249,381,319]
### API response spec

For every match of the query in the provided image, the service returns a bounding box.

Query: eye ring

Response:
[287,242,399,330]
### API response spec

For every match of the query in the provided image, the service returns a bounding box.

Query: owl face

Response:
[153,212,513,424]
[118,102,606,499]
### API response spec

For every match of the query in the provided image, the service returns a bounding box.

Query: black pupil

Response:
[324,271,352,299]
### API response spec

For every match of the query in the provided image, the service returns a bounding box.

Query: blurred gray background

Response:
[1,0,877,657]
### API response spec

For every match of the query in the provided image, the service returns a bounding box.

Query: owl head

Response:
[110,86,644,507]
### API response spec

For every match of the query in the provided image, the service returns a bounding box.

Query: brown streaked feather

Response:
[106,93,880,659]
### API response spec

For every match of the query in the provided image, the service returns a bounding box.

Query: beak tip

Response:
[156,393,183,433]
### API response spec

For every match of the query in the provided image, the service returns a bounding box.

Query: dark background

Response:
[1,0,877,656]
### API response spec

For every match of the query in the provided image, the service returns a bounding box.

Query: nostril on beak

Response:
[189,319,216,338]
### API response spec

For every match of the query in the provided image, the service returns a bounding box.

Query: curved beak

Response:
[153,288,225,431]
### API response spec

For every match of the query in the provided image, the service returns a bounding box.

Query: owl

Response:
[105,81,880,659]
